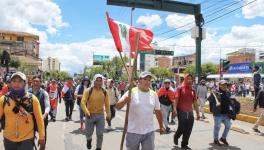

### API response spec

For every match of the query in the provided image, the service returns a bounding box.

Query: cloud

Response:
[155,24,264,64]
[165,14,195,30]
[41,38,119,73]
[0,0,68,42]
[136,14,162,29]
[242,0,264,19]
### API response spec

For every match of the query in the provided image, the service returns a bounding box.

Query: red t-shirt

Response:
[175,87,196,112]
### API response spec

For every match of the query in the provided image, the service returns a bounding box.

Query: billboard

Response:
[227,63,252,74]
[93,55,110,65]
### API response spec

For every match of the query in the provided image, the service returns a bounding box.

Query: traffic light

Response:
[222,59,230,72]
[1,50,10,66]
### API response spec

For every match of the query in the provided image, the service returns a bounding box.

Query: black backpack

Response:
[228,97,241,120]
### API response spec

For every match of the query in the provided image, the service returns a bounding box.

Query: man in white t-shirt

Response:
[116,71,165,150]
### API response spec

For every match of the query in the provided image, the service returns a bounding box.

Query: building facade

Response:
[140,45,173,71]
[0,30,41,71]
[227,48,256,64]
[42,57,61,72]
[172,53,196,73]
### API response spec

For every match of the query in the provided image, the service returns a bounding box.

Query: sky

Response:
[0,0,264,73]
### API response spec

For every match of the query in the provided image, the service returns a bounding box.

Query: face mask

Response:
[10,83,26,99]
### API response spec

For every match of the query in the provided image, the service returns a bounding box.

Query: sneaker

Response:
[52,118,56,122]
[107,126,112,130]
[181,145,192,150]
[87,139,92,149]
[65,117,69,121]
[173,133,178,145]
[201,115,206,119]
[95,148,101,150]
[214,140,222,146]
[253,128,261,133]
[80,122,84,129]
[166,127,170,133]
[69,116,72,121]
[220,138,229,146]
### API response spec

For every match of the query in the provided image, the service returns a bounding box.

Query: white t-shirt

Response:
[121,87,160,134]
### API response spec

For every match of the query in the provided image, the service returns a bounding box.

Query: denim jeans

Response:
[160,104,170,128]
[79,105,85,122]
[85,114,105,148]
[213,114,231,141]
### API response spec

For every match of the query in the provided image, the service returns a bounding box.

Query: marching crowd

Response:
[0,68,263,150]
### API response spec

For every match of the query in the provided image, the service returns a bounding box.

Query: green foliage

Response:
[84,56,129,80]
[149,67,174,80]
[9,57,21,68]
[184,63,218,75]
[18,62,34,75]
[44,70,71,81]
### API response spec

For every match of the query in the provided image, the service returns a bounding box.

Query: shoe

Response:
[65,117,69,121]
[52,118,56,122]
[95,148,101,150]
[107,126,112,130]
[201,115,206,119]
[86,139,92,149]
[214,140,222,146]
[80,122,84,129]
[69,116,72,121]
[220,138,229,146]
[181,145,192,149]
[173,133,178,145]
[253,128,261,133]
[166,127,170,133]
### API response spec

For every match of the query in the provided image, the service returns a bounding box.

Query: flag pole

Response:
[118,52,130,79]
[120,32,140,150]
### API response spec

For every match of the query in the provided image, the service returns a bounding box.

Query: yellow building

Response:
[0,30,41,74]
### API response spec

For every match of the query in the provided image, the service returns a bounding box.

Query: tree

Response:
[85,66,104,79]
[149,67,174,80]
[44,70,71,81]
[18,62,34,75]
[0,49,21,68]
[184,63,218,75]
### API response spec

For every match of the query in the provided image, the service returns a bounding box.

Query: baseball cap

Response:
[139,71,153,79]
[164,79,171,83]
[11,72,26,81]
[219,80,227,85]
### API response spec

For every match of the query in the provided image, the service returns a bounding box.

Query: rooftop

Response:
[0,29,38,38]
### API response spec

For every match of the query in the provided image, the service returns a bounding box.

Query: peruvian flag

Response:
[61,82,73,98]
[106,12,154,54]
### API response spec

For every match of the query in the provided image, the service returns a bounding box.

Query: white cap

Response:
[11,72,26,81]
[139,71,153,79]
[219,80,227,85]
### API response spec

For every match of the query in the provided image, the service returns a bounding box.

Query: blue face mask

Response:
[10,82,26,99]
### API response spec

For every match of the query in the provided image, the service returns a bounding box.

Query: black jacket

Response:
[254,89,264,109]
[254,72,261,88]
[208,89,231,116]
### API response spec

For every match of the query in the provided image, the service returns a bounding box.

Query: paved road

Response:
[1,102,264,150]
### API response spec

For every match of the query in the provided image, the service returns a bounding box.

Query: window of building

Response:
[17,36,24,42]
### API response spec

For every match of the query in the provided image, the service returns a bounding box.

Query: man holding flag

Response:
[61,77,75,121]
[116,71,165,150]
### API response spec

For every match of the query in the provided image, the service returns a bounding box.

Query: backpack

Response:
[159,94,172,106]
[0,93,38,132]
[228,97,241,120]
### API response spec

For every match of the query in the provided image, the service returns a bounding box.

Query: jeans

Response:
[79,105,85,122]
[64,100,74,119]
[160,104,170,128]
[174,110,194,147]
[4,138,34,150]
[108,105,116,126]
[253,108,264,129]
[213,114,231,141]
[85,114,105,148]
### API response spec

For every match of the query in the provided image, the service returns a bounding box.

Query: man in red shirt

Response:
[173,74,200,149]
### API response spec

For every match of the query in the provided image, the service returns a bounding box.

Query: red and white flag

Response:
[106,12,154,55]
[61,82,73,98]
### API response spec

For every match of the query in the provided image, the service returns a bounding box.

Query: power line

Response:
[204,0,242,18]
[205,0,257,25]
[157,0,258,43]
[155,0,238,37]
